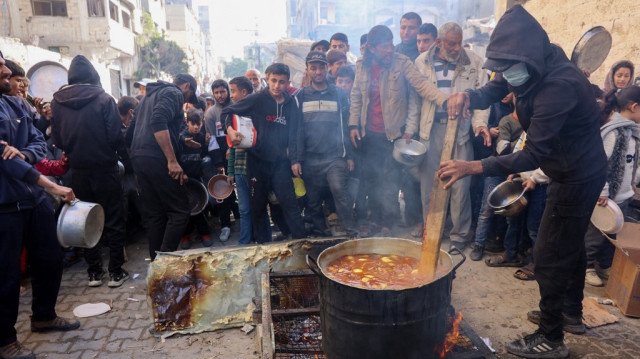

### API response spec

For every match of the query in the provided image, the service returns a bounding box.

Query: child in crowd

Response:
[335,65,355,94]
[179,109,212,248]
[226,76,257,244]
[584,86,640,287]
[223,63,306,244]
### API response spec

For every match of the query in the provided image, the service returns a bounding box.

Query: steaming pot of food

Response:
[307,237,465,359]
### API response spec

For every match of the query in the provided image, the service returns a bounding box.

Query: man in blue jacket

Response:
[0,51,80,359]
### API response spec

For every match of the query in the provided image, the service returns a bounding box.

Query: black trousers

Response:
[217,190,239,228]
[71,167,126,274]
[132,157,190,259]
[359,133,402,228]
[534,177,605,341]
[247,154,305,244]
[0,200,63,346]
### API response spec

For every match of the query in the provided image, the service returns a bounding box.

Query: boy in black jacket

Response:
[223,63,305,244]
[179,109,212,248]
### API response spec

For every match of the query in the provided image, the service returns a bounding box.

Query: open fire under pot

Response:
[257,238,496,359]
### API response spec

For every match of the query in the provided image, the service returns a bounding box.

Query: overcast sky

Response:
[195,0,287,60]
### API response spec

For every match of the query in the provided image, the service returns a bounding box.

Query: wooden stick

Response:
[419,116,460,279]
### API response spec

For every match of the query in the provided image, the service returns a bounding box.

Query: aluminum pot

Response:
[307,237,465,359]
[487,179,528,216]
[57,199,104,248]
[207,174,234,203]
[392,139,426,166]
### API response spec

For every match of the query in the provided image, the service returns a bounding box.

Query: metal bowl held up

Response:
[207,174,234,204]
[487,179,528,217]
[571,26,612,73]
[392,139,426,166]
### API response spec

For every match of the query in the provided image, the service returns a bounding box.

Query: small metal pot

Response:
[207,174,234,204]
[185,178,208,214]
[487,179,528,216]
[392,139,426,166]
[57,199,104,248]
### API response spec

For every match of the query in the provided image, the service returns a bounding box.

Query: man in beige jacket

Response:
[405,22,490,248]
[349,25,448,236]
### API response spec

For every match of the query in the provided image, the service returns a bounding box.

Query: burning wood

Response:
[437,312,464,358]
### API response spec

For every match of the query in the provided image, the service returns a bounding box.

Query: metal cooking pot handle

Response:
[306,254,322,277]
[494,208,505,215]
[68,198,79,206]
[448,247,467,273]
[216,198,224,204]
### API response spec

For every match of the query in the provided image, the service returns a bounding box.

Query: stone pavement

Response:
[15,220,640,359]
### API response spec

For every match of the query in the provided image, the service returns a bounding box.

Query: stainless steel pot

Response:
[571,26,612,73]
[487,179,528,216]
[207,174,234,204]
[392,139,426,166]
[57,199,104,248]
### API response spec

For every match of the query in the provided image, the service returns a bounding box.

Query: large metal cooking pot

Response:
[487,179,528,216]
[392,139,427,166]
[307,237,465,359]
[57,199,104,248]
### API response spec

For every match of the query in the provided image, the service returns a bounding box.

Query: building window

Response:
[121,11,130,29]
[32,0,68,16]
[109,1,118,22]
[87,0,105,17]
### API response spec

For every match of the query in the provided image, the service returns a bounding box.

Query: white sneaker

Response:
[219,227,231,242]
[585,268,604,287]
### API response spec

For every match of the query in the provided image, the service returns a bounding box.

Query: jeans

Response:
[502,184,547,259]
[132,156,190,259]
[303,158,356,232]
[247,154,305,244]
[0,200,63,346]
[535,177,604,341]
[71,167,126,274]
[473,176,505,246]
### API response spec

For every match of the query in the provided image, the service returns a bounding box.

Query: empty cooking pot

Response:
[57,199,104,248]
[207,174,234,203]
[185,178,208,215]
[487,179,528,216]
[392,139,426,166]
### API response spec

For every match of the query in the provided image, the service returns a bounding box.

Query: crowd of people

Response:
[2,5,640,359]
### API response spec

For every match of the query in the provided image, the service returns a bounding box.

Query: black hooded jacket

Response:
[51,56,122,170]
[467,5,606,184]
[128,81,185,161]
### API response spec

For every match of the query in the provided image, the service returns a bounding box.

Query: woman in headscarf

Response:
[603,60,635,93]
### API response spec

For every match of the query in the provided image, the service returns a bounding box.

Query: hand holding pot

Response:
[37,175,75,202]
[167,160,187,185]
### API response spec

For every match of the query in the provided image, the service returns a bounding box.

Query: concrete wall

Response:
[495,0,640,87]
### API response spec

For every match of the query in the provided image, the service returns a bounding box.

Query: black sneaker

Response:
[31,316,80,333]
[0,340,35,359]
[470,244,484,261]
[88,271,105,287]
[527,310,586,335]
[108,269,130,288]
[506,331,569,358]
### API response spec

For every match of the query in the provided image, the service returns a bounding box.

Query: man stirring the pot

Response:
[439,5,606,359]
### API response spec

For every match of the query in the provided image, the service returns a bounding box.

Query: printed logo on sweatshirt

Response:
[266,115,287,125]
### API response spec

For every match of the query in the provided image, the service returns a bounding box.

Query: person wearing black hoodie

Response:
[51,55,130,288]
[440,5,607,358]
[223,63,306,244]
[128,73,199,259]
[0,51,80,359]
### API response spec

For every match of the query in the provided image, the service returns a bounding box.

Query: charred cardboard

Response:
[605,222,640,317]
